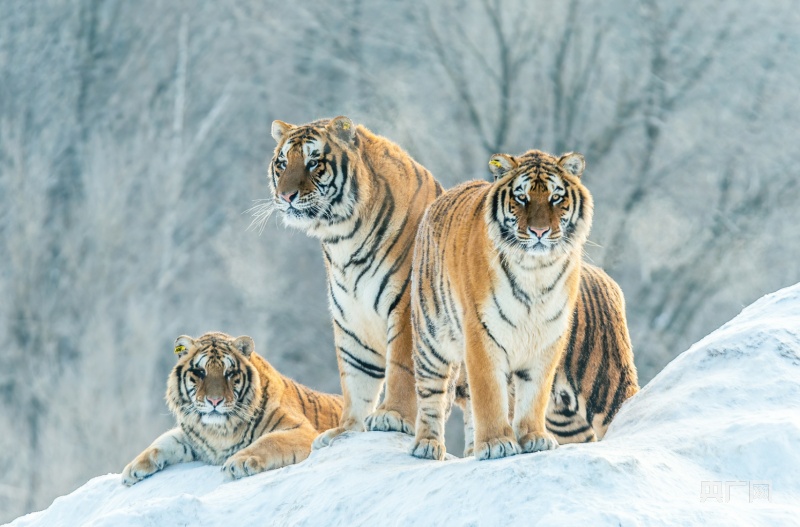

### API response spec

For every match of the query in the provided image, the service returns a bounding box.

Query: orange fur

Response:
[411,150,593,460]
[266,117,442,447]
[121,332,341,485]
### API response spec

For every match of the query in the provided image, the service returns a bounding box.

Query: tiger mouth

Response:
[199,410,230,424]
[519,236,562,253]
[280,202,320,220]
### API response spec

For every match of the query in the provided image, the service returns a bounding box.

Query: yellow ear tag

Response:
[341,121,350,130]
[489,159,503,168]
[174,345,186,355]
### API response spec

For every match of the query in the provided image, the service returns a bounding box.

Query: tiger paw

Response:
[312,427,347,450]
[410,438,446,460]
[121,449,162,486]
[474,436,521,461]
[463,436,475,457]
[222,453,270,480]
[519,431,558,454]
[364,409,414,435]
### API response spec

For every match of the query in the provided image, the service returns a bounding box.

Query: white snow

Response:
[8,285,800,527]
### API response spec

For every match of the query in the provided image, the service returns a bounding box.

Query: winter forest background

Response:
[2,0,799,521]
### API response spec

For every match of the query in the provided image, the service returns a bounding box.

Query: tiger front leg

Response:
[365,305,417,435]
[465,322,520,461]
[121,429,195,486]
[513,343,564,454]
[312,344,385,449]
[222,424,318,480]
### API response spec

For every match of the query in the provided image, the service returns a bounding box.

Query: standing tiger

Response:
[121,332,342,485]
[265,117,442,448]
[411,148,636,461]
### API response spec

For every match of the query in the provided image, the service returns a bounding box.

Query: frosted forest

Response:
[2,0,800,521]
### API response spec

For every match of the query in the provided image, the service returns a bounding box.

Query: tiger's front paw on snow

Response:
[410,438,446,460]
[519,432,558,454]
[474,436,521,461]
[312,427,347,450]
[121,449,162,486]
[222,453,270,480]
[364,409,414,435]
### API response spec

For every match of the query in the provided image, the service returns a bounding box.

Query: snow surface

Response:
[8,285,800,527]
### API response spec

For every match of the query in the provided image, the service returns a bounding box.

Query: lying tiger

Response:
[121,332,342,485]
[411,149,638,461]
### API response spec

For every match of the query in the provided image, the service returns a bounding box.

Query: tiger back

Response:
[263,117,442,448]
[121,332,342,485]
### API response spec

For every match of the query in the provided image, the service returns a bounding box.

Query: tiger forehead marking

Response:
[278,133,325,161]
[511,173,566,201]
[190,337,239,368]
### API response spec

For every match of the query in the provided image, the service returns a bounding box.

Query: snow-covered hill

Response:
[9,285,800,527]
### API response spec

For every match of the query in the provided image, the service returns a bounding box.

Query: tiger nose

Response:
[280,191,298,203]
[529,227,550,239]
[207,396,224,408]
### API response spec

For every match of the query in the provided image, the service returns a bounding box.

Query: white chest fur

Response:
[324,241,389,352]
[481,253,575,370]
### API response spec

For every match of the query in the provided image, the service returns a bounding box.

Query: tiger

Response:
[262,116,442,448]
[121,332,342,485]
[411,148,609,461]
[457,263,640,455]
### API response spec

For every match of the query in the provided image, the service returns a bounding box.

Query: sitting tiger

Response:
[411,148,636,461]
[264,117,442,448]
[121,332,342,485]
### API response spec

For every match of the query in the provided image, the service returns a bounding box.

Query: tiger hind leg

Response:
[546,383,597,444]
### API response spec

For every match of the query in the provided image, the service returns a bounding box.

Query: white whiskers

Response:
[245,199,278,235]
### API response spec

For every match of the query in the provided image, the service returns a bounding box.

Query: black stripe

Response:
[499,255,532,309]
[514,369,532,382]
[374,238,413,312]
[339,347,385,379]
[323,216,363,245]
[492,293,516,328]
[540,260,571,295]
[551,424,592,438]
[333,319,380,356]
[575,280,599,386]
[385,275,410,317]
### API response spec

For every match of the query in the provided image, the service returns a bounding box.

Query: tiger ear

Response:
[558,152,585,178]
[488,154,517,180]
[271,120,294,143]
[233,336,255,358]
[174,335,194,358]
[327,116,356,144]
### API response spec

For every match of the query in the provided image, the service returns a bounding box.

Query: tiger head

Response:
[267,116,364,236]
[486,149,594,257]
[167,332,261,430]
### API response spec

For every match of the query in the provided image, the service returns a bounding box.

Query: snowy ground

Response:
[8,284,800,527]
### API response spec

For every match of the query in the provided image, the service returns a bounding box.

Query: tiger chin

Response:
[410,149,606,461]
[263,116,442,449]
[121,332,342,485]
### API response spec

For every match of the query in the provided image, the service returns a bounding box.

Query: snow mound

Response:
[9,285,800,527]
